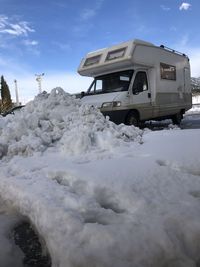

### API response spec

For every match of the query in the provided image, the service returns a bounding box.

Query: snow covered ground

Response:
[192,94,200,104]
[0,89,200,267]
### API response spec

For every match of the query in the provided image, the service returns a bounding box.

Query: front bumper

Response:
[101,109,128,124]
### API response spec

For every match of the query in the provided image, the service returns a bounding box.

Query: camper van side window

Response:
[106,47,126,61]
[132,72,148,94]
[96,80,103,92]
[88,79,103,94]
[160,63,176,80]
[84,55,101,67]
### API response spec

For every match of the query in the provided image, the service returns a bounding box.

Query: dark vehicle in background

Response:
[1,105,25,117]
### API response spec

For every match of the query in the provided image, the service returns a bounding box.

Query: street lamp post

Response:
[35,73,44,94]
[14,79,19,106]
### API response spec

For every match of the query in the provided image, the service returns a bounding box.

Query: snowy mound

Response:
[1,88,200,267]
[192,94,200,104]
[0,88,143,159]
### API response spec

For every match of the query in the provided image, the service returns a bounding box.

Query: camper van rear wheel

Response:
[172,112,182,125]
[126,111,139,127]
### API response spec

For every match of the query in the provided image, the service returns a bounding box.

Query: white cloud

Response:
[0,15,8,27]
[53,1,68,9]
[179,34,189,47]
[80,9,96,20]
[0,17,39,56]
[96,0,104,9]
[52,41,71,51]
[20,39,40,56]
[160,5,171,11]
[179,2,191,11]
[80,0,104,21]
[23,39,38,46]
[0,15,35,36]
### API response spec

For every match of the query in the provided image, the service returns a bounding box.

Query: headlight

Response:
[101,102,113,108]
[101,101,121,108]
[113,101,121,107]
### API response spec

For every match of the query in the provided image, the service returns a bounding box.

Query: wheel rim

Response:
[127,113,138,126]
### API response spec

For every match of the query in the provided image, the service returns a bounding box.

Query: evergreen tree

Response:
[0,75,12,112]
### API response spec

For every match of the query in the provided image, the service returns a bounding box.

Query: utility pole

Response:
[14,79,19,106]
[35,73,44,94]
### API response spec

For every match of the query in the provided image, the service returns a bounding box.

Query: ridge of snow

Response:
[0,88,143,159]
[0,88,200,267]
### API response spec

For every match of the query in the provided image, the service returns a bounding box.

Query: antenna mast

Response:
[14,79,19,106]
[35,73,44,94]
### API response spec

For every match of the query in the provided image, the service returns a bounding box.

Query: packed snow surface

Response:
[0,88,200,267]
[193,94,200,104]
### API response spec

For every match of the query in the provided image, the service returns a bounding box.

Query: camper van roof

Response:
[132,39,154,46]
[78,39,188,77]
[78,39,155,77]
[87,40,154,54]
[87,39,154,55]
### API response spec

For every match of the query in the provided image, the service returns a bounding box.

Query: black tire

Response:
[126,111,139,127]
[172,112,182,125]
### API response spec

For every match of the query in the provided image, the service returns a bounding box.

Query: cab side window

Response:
[87,79,103,94]
[132,71,148,94]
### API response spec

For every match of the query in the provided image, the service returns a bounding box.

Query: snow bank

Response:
[1,129,200,267]
[0,88,200,267]
[187,105,200,115]
[186,95,200,116]
[0,200,24,267]
[0,88,143,159]
[193,94,200,104]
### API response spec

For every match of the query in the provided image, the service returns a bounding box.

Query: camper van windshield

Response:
[87,70,133,95]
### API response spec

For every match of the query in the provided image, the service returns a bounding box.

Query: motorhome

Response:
[78,39,192,126]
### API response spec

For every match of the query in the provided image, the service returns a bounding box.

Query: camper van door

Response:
[129,70,152,119]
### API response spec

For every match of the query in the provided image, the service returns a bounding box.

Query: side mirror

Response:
[132,82,143,94]
[132,88,139,95]
[81,91,85,98]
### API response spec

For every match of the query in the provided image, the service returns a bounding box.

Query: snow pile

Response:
[186,99,200,116]
[0,88,200,267]
[0,200,24,267]
[0,88,143,159]
[187,105,200,115]
[192,94,200,104]
[1,128,200,267]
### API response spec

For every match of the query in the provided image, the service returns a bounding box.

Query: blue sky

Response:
[0,0,199,103]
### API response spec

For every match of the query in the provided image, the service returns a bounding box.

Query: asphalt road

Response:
[142,109,200,131]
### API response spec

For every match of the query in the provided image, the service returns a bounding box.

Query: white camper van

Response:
[78,39,192,126]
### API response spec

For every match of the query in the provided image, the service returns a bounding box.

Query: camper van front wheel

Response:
[172,112,182,125]
[126,111,139,127]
